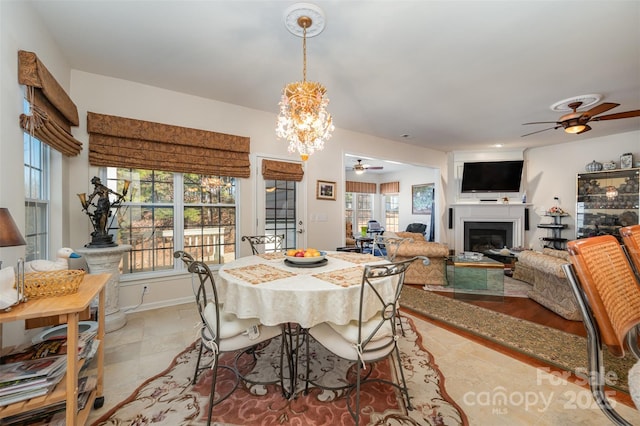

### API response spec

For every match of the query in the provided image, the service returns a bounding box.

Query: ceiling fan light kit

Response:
[521,96,640,137]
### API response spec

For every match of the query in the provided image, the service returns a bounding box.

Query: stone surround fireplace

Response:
[451,204,528,254]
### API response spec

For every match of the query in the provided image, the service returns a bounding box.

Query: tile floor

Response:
[87,304,640,425]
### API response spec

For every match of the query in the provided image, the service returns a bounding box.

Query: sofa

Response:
[391,231,450,286]
[513,248,582,321]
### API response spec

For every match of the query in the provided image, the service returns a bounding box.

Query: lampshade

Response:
[276,4,334,162]
[0,208,26,248]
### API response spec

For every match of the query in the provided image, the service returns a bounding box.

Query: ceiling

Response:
[26,1,640,154]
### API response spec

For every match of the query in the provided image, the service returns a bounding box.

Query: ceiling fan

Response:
[350,159,383,174]
[521,102,640,137]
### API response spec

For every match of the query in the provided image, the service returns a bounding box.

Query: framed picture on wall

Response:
[412,183,434,215]
[316,180,336,200]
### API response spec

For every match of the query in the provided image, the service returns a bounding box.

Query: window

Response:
[345,192,374,235]
[108,168,237,274]
[384,194,399,232]
[23,100,49,262]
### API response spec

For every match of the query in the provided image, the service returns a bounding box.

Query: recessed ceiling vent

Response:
[550,94,602,112]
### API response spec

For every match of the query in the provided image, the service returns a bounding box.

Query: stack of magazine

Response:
[0,330,99,411]
[0,356,66,406]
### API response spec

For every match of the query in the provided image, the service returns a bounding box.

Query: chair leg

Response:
[193,339,205,384]
[206,355,219,426]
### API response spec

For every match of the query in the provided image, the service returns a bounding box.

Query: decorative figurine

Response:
[78,177,130,248]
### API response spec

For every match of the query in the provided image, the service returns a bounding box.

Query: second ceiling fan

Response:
[521,101,640,137]
[352,159,383,174]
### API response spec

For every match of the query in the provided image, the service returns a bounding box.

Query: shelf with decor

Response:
[538,213,569,250]
[576,168,639,241]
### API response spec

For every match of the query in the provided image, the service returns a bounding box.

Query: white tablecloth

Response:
[217,251,394,328]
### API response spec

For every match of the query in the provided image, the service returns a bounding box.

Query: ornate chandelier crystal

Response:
[276,4,334,162]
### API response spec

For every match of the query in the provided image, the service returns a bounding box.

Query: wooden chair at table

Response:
[304,256,428,425]
[173,251,282,425]
[562,236,640,426]
[241,234,285,255]
[620,224,640,280]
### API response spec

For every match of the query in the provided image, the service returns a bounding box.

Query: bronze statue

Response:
[78,176,130,247]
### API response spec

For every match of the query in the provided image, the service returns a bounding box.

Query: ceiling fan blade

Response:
[582,102,619,119]
[522,121,560,125]
[576,124,592,134]
[365,166,384,170]
[591,110,640,121]
[520,126,561,137]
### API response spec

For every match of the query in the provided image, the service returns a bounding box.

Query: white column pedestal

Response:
[76,245,131,333]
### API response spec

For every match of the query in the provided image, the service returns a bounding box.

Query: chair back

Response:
[188,260,222,344]
[174,250,196,268]
[241,234,284,255]
[405,223,426,235]
[372,235,410,261]
[565,235,640,357]
[357,257,417,350]
[366,220,382,233]
[620,224,640,279]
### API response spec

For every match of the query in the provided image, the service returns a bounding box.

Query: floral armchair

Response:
[392,232,450,286]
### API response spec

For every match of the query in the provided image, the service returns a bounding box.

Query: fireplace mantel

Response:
[451,203,531,254]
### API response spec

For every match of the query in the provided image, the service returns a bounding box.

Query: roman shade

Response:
[261,159,304,182]
[345,181,376,194]
[18,50,82,156]
[380,181,400,194]
[87,112,251,178]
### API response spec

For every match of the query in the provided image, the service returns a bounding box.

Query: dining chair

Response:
[304,256,426,424]
[173,252,282,425]
[562,236,640,425]
[241,234,285,255]
[371,235,417,336]
[620,224,640,280]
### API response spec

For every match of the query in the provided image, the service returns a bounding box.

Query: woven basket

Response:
[23,270,86,299]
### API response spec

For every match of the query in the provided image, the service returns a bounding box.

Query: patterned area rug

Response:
[400,285,635,393]
[91,315,466,425]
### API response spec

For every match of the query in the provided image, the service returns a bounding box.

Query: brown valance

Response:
[345,181,376,194]
[87,112,251,178]
[380,181,400,194]
[261,159,304,182]
[18,50,82,156]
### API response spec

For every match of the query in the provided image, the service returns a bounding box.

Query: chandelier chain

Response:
[302,23,307,82]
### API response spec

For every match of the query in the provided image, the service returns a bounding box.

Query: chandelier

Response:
[276,3,334,162]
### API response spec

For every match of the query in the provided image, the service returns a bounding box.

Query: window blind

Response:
[86,112,251,177]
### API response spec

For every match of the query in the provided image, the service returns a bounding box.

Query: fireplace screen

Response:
[464,222,513,252]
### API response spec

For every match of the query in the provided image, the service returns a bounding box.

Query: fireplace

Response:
[464,221,513,252]
[451,204,527,254]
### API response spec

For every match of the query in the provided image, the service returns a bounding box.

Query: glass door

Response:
[256,157,306,251]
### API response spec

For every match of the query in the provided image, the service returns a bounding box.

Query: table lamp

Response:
[0,208,26,269]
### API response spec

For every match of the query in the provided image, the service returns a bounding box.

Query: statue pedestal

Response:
[76,245,131,333]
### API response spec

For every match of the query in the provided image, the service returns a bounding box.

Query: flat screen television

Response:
[460,160,524,193]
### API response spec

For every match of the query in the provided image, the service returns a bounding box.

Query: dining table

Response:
[216,251,395,329]
[217,250,398,399]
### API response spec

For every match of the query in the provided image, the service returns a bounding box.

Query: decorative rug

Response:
[423,274,532,298]
[91,315,467,425]
[400,285,636,393]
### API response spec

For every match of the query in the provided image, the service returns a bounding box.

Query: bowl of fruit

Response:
[284,248,327,264]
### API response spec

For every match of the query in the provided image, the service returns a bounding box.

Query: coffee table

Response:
[450,255,504,301]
